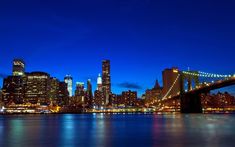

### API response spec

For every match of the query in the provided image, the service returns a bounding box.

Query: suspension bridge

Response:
[157,70,235,113]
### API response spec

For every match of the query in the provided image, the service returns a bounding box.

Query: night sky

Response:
[0,0,235,96]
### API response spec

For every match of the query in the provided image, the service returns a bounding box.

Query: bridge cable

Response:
[162,74,180,100]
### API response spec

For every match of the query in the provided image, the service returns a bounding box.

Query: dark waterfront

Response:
[0,114,235,147]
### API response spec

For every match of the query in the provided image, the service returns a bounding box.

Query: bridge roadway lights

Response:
[180,93,203,113]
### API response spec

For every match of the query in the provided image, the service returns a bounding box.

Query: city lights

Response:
[0,59,234,114]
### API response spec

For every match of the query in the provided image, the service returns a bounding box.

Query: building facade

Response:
[102,60,111,105]
[64,75,73,97]
[162,67,180,98]
[144,80,162,105]
[94,90,105,108]
[25,72,50,104]
[121,90,137,107]
[74,82,85,105]
[49,77,60,105]
[58,82,69,105]
[2,76,25,104]
[86,79,93,107]
[97,73,102,91]
[12,59,25,76]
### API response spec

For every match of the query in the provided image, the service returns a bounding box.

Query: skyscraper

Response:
[86,79,93,107]
[87,79,93,98]
[13,59,25,76]
[49,77,60,105]
[94,90,105,108]
[102,60,111,105]
[97,73,102,91]
[2,76,25,104]
[58,82,69,105]
[94,74,104,108]
[162,67,180,98]
[75,82,85,103]
[75,82,85,97]
[64,75,73,97]
[25,72,50,104]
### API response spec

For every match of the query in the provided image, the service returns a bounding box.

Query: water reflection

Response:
[9,119,24,145]
[0,114,235,147]
[60,114,75,146]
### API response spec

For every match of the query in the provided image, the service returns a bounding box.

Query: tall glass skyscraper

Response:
[64,75,73,97]
[102,60,111,105]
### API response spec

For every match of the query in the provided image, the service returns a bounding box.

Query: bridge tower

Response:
[179,71,202,113]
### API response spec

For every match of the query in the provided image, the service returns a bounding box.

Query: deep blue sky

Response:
[0,0,235,96]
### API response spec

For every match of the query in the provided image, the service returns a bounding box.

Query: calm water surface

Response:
[0,114,235,147]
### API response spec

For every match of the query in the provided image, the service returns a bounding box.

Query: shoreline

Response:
[1,111,235,115]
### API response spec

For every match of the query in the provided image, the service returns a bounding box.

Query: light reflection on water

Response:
[0,114,235,147]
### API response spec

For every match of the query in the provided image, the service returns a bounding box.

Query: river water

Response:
[0,114,234,147]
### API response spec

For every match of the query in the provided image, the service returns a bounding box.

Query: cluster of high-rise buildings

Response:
[70,60,138,109]
[0,59,139,110]
[1,59,234,113]
[1,59,69,106]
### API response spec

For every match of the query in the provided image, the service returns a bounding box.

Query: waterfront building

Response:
[58,82,69,105]
[49,77,60,105]
[144,80,162,105]
[25,72,50,104]
[162,67,180,98]
[102,60,111,105]
[2,76,25,104]
[121,90,137,107]
[109,93,117,107]
[94,90,105,108]
[64,75,73,97]
[74,82,85,105]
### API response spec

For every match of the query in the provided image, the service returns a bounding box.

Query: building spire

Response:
[154,79,160,89]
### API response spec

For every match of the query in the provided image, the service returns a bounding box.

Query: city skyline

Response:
[0,59,235,98]
[1,1,235,146]
[1,57,234,114]
[1,0,235,96]
[1,58,234,98]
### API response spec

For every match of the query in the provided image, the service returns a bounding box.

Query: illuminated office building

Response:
[49,77,60,105]
[97,73,102,91]
[75,82,85,96]
[102,60,111,105]
[121,90,137,107]
[64,75,73,97]
[58,82,69,105]
[25,72,50,104]
[75,82,85,102]
[2,76,25,104]
[94,90,105,108]
[145,80,162,104]
[13,59,25,76]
